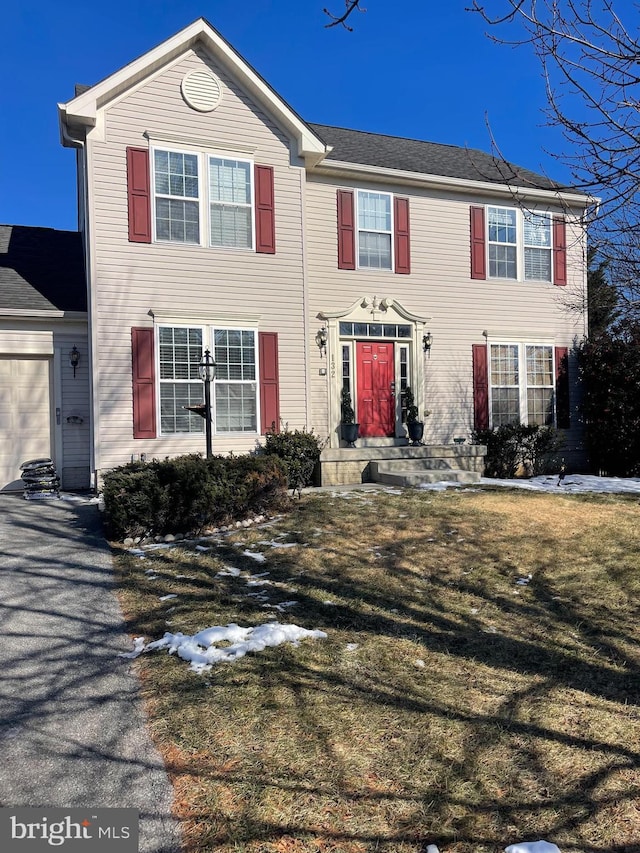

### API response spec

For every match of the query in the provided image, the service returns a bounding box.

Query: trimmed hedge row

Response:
[102,453,289,540]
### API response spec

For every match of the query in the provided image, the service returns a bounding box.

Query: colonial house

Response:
[0,18,590,492]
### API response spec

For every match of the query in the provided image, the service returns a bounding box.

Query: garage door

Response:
[0,357,52,491]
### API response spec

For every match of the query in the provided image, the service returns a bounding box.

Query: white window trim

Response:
[156,323,260,437]
[356,189,394,271]
[486,206,553,283]
[150,145,256,251]
[488,340,556,428]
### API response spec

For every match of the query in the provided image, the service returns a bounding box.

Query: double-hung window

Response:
[490,343,555,427]
[158,326,204,433]
[214,329,257,432]
[209,157,253,249]
[154,150,200,244]
[152,148,256,249]
[158,326,258,435]
[487,207,552,282]
[357,190,392,269]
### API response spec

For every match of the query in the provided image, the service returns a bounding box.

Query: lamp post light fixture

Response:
[198,348,216,458]
[69,346,80,377]
[422,332,433,355]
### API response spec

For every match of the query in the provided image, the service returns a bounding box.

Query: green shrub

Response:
[473,424,563,478]
[262,424,325,495]
[102,453,289,540]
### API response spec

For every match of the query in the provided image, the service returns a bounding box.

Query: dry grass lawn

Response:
[114,487,640,853]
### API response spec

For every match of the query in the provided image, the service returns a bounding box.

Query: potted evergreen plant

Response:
[404,386,424,446]
[340,386,360,447]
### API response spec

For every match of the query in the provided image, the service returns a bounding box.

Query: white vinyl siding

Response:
[357,190,392,269]
[488,207,552,282]
[490,343,554,427]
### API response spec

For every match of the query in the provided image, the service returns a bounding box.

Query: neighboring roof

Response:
[308,123,567,192]
[0,225,86,313]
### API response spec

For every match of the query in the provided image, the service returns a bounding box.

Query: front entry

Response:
[356,341,395,437]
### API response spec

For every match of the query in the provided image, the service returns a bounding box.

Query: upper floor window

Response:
[209,157,253,249]
[487,206,552,282]
[154,150,200,244]
[357,190,392,269]
[129,145,274,251]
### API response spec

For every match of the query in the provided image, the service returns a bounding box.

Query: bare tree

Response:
[323,0,366,30]
[469,1,640,307]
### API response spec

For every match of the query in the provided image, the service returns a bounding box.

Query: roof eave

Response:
[311,158,595,207]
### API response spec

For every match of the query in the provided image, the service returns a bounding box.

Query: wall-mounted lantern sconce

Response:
[315,326,327,358]
[422,332,433,355]
[69,346,80,377]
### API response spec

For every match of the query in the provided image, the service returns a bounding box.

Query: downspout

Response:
[59,117,98,490]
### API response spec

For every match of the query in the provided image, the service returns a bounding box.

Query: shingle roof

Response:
[308,123,566,192]
[0,225,86,313]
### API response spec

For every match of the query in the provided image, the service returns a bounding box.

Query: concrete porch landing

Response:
[319,442,487,487]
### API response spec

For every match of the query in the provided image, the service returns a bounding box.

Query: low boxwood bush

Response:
[262,424,325,495]
[102,453,288,540]
[473,424,563,478]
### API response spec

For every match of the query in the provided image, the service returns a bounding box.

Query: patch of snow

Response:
[159,594,178,601]
[505,843,560,853]
[125,622,327,673]
[216,566,241,577]
[345,643,359,651]
[118,637,146,659]
[242,550,267,563]
[419,474,640,494]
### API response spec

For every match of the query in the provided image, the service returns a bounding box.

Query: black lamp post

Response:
[198,348,215,458]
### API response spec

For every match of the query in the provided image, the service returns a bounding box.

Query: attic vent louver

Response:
[181,70,222,113]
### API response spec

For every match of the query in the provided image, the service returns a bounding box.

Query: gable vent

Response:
[181,70,222,113]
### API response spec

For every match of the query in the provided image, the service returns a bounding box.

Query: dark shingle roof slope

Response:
[308,123,566,192]
[0,225,86,313]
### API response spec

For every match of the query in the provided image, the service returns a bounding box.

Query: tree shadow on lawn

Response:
[122,494,640,852]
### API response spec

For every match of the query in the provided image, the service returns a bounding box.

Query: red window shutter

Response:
[337,190,355,270]
[394,197,411,274]
[555,346,570,428]
[126,147,152,243]
[470,206,487,280]
[255,164,276,254]
[132,327,157,439]
[472,344,489,431]
[553,216,567,286]
[259,332,280,434]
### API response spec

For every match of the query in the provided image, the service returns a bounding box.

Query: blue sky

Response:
[0,0,570,232]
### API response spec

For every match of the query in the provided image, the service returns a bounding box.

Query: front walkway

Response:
[0,493,181,853]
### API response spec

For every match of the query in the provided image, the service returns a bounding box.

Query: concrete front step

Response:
[319,443,487,486]
[373,467,481,487]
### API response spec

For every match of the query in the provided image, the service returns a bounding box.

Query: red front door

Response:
[356,341,395,437]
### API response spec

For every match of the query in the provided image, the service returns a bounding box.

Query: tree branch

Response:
[323,0,366,30]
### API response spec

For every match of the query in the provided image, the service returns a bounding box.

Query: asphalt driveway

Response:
[0,493,181,852]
